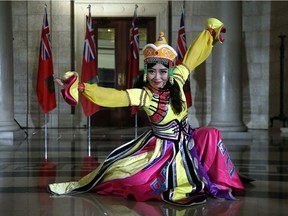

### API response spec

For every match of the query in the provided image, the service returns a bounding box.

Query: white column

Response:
[209,1,247,132]
[0,2,25,143]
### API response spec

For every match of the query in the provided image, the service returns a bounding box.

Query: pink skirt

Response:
[93,127,244,202]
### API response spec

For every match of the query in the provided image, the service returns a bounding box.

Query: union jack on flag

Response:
[176,6,187,65]
[130,11,139,62]
[83,12,96,63]
[40,8,51,60]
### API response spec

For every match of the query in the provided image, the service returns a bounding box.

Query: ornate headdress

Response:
[142,32,177,84]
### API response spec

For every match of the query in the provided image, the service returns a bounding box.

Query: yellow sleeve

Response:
[182,30,214,72]
[82,83,129,107]
[173,64,190,88]
[82,84,149,108]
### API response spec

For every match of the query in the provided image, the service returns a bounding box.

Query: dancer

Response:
[49,18,244,206]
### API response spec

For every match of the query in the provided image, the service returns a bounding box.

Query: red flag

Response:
[127,5,139,115]
[81,8,100,116]
[176,6,192,108]
[36,7,56,114]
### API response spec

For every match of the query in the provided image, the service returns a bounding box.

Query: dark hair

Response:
[133,73,185,115]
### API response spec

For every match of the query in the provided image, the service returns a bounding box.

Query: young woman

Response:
[49,18,244,206]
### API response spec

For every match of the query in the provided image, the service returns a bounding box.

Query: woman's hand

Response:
[206,18,226,45]
[54,77,65,87]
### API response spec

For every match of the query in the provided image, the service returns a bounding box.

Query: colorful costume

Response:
[48,18,243,206]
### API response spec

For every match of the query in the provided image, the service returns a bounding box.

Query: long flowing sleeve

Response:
[173,29,214,86]
[182,30,214,72]
[60,71,149,108]
[82,84,148,108]
[82,84,130,107]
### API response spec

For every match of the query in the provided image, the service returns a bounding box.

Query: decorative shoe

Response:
[60,72,79,106]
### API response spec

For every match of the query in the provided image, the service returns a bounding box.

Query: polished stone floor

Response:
[0,127,287,216]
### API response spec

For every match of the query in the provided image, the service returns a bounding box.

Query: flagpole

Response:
[44,114,48,160]
[44,3,48,160]
[87,116,91,157]
[127,4,139,139]
[87,4,91,157]
[134,4,138,139]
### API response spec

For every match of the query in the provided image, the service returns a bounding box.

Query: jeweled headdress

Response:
[142,32,177,84]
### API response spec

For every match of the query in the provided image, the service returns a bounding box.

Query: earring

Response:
[143,64,147,82]
[169,68,174,85]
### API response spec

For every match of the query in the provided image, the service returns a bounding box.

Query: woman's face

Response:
[147,63,169,89]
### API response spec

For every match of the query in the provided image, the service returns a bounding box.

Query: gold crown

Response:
[143,32,177,62]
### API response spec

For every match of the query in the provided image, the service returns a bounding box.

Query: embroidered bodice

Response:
[145,85,170,124]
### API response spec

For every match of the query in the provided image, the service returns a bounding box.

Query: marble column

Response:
[0,2,26,143]
[208,1,247,132]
